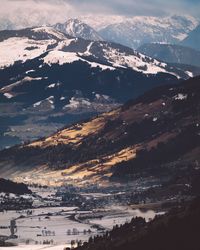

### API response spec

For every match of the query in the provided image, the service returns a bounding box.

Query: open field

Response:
[0,199,162,249]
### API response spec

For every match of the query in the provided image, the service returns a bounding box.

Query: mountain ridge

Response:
[0,76,199,191]
[98,15,198,49]
[0,14,198,50]
[54,19,103,41]
[0,26,190,149]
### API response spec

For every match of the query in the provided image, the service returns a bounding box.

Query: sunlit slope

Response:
[0,76,199,186]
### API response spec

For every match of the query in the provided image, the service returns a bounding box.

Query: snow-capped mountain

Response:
[0,26,192,149]
[138,43,200,69]
[98,15,198,49]
[54,19,103,41]
[0,26,191,76]
[181,24,200,51]
[0,14,198,50]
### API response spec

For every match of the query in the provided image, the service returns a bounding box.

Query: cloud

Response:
[0,0,199,29]
[64,0,200,17]
[0,0,76,27]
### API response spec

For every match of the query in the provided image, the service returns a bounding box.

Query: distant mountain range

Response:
[0,76,199,192]
[53,15,198,50]
[0,26,191,149]
[138,43,200,68]
[98,15,198,49]
[181,24,200,51]
[0,15,198,50]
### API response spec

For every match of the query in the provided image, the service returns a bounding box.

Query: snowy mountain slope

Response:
[0,26,191,149]
[0,26,191,78]
[0,27,74,68]
[54,19,103,41]
[40,41,189,77]
[98,15,198,49]
[0,26,70,42]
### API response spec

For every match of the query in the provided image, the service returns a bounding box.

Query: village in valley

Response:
[0,181,169,249]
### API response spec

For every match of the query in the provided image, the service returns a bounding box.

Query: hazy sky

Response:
[67,0,200,16]
[0,0,199,27]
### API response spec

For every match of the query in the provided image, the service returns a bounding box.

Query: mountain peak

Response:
[99,15,198,49]
[54,18,103,41]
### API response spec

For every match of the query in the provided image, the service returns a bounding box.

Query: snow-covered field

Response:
[0,185,164,250]
[0,205,162,241]
[0,245,69,250]
[0,207,95,245]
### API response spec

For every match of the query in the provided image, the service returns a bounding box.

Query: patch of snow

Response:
[60,96,66,101]
[174,32,188,41]
[0,37,55,68]
[33,101,42,107]
[44,51,79,65]
[55,39,75,50]
[174,93,188,100]
[3,92,13,99]
[44,51,115,71]
[185,71,193,78]
[0,245,70,250]
[26,69,35,74]
[88,61,115,71]
[47,83,56,88]
[1,77,46,93]
[102,95,110,100]
[32,26,67,40]
[64,97,90,109]
[95,94,101,99]
[46,96,55,109]
[95,93,111,101]
[63,97,91,109]
[33,96,54,109]
[153,117,158,122]
[84,42,93,55]
[102,46,178,76]
[46,96,54,104]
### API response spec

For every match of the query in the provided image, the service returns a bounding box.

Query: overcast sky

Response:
[68,0,200,16]
[0,0,199,27]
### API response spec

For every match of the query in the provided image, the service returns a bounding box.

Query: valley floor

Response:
[0,245,69,250]
[0,186,164,249]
